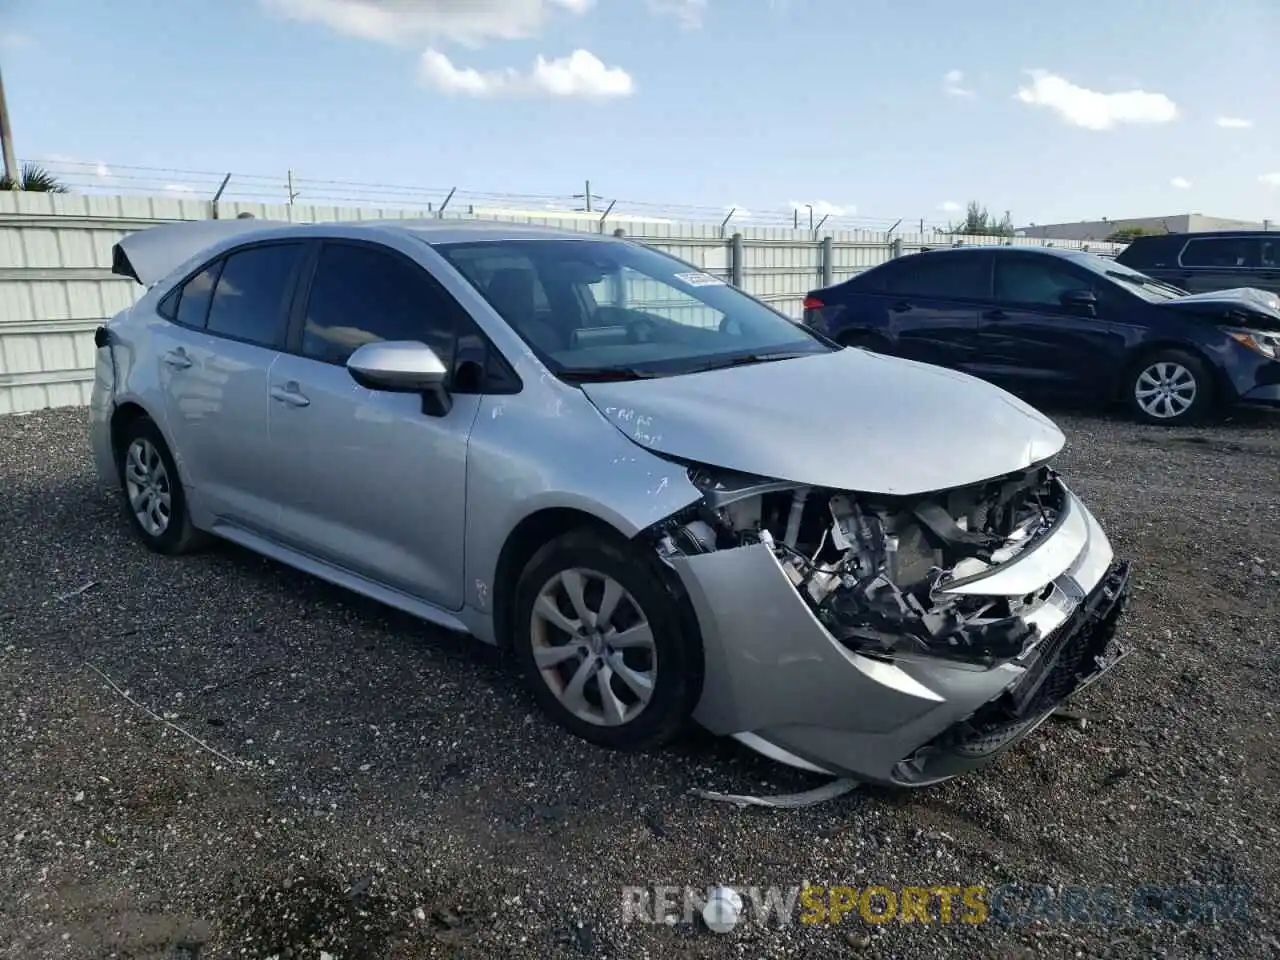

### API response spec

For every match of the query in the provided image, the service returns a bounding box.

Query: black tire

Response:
[511,528,703,751]
[1124,348,1214,426]
[115,416,208,555]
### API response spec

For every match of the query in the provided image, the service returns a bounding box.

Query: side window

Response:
[851,264,890,293]
[994,257,1090,308]
[444,248,551,313]
[1263,239,1278,268]
[1180,238,1258,269]
[887,254,989,300]
[205,243,304,347]
[174,261,223,329]
[1118,237,1178,269]
[301,242,457,366]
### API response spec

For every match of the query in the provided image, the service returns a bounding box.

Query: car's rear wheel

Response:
[511,529,702,751]
[115,416,207,555]
[1125,348,1213,426]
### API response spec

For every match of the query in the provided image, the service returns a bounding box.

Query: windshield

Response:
[433,238,830,379]
[1070,252,1186,303]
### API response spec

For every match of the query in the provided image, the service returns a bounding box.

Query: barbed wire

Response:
[20,157,968,233]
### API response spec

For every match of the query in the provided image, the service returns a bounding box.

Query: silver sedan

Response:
[90,219,1131,786]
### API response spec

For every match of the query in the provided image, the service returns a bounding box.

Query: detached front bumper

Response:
[670,489,1131,786]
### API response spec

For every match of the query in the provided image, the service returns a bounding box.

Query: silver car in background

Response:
[90,219,1132,786]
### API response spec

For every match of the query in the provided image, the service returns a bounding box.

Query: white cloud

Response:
[0,30,33,49]
[94,163,113,180]
[648,0,706,29]
[261,0,592,46]
[939,200,963,213]
[1015,70,1177,130]
[789,200,852,219]
[1170,176,1191,189]
[1215,116,1253,129]
[164,184,197,194]
[943,69,974,98]
[1260,173,1280,188]
[420,48,634,99]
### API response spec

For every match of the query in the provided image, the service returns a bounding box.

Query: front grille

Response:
[1007,559,1132,718]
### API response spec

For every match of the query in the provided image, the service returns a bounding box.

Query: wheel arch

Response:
[109,399,198,492]
[1115,340,1230,404]
[109,400,155,454]
[490,507,630,650]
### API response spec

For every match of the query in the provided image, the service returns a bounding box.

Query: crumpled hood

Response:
[1164,287,1280,322]
[580,349,1065,496]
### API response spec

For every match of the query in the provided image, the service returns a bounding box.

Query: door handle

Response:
[270,382,310,407]
[162,349,192,370]
[983,309,1009,320]
[890,301,912,313]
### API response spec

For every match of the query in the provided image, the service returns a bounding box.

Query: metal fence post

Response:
[731,232,744,288]
[821,235,834,288]
[890,236,904,259]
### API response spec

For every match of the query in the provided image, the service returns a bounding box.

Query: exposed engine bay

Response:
[653,463,1066,664]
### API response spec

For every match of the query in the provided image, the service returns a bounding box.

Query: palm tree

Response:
[0,162,70,192]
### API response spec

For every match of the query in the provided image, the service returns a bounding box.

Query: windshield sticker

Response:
[673,271,726,288]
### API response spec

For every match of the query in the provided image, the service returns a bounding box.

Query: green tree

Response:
[0,162,70,193]
[1105,226,1164,242]
[948,201,1014,237]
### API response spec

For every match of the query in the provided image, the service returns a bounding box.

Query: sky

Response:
[3,0,1280,229]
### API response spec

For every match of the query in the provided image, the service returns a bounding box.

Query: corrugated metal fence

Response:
[0,191,1124,415]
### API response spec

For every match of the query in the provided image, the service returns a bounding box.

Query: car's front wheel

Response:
[115,416,207,555]
[511,529,703,751]
[1125,349,1213,426]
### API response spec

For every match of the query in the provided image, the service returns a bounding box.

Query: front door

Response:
[157,242,306,533]
[266,239,481,610]
[971,253,1124,400]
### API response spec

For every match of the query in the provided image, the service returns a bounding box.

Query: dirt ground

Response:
[1,405,1278,960]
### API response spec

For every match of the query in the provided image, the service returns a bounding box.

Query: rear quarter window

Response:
[1116,237,1180,269]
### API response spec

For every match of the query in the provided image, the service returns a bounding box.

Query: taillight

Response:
[802,295,824,311]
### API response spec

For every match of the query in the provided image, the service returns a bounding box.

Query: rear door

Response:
[971,253,1126,398]
[872,250,991,370]
[1175,236,1261,293]
[156,241,305,533]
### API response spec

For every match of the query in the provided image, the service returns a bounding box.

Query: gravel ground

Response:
[1,405,1278,960]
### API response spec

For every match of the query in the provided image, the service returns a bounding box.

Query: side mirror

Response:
[347,341,452,415]
[1059,289,1098,316]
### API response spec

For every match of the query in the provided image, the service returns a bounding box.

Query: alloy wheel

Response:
[123,437,172,537]
[529,567,657,727]
[1134,361,1197,420]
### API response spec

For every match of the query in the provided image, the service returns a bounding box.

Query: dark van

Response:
[1115,231,1280,295]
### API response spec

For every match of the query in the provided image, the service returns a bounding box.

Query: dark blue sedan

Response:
[802,246,1280,425]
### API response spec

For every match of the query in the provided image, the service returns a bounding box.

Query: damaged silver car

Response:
[91,219,1131,786]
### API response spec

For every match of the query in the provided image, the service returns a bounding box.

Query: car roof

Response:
[908,244,1086,261]
[1124,230,1273,242]
[315,218,618,245]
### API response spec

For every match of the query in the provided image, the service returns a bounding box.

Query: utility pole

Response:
[584,179,592,213]
[0,63,18,183]
[286,169,298,204]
